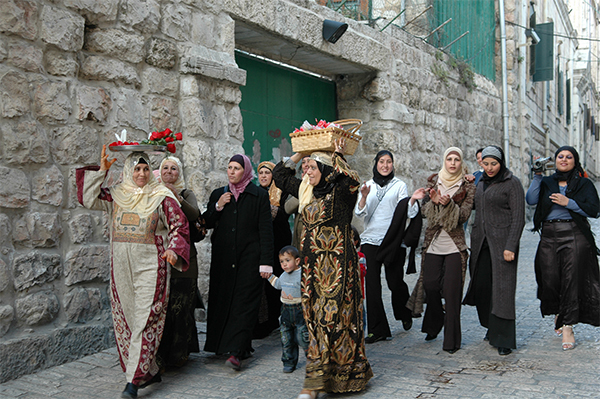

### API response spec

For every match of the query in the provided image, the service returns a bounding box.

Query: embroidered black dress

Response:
[273,153,373,393]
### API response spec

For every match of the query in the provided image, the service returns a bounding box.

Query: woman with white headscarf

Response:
[408,147,475,354]
[273,139,373,399]
[77,146,190,398]
[203,154,274,371]
[155,156,201,370]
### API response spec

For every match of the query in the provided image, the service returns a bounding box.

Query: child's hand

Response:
[281,291,293,300]
[261,272,272,279]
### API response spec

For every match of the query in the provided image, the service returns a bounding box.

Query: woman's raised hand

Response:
[334,138,346,155]
[216,192,232,211]
[100,144,117,171]
[410,187,427,205]
[360,182,371,197]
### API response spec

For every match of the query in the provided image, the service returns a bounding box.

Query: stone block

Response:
[150,96,179,132]
[12,251,61,291]
[114,88,149,131]
[0,258,9,292]
[84,28,145,64]
[12,213,62,248]
[15,291,60,325]
[0,71,30,118]
[76,85,112,124]
[64,0,118,24]
[80,55,141,88]
[64,245,109,286]
[64,287,104,323]
[32,165,64,206]
[119,0,161,34]
[0,305,13,337]
[0,39,6,63]
[45,50,79,77]
[145,37,177,70]
[0,335,48,383]
[2,119,50,165]
[0,167,30,208]
[68,214,93,244]
[7,41,43,72]
[142,66,178,97]
[33,80,71,122]
[45,325,113,368]
[377,101,409,121]
[51,125,99,165]
[39,5,85,52]
[161,2,192,41]
[179,97,209,138]
[0,0,38,41]
[179,44,246,86]
[0,214,11,254]
[362,75,391,101]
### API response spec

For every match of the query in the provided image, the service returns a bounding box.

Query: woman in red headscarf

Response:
[203,154,274,371]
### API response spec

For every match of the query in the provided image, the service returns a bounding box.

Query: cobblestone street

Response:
[2,219,600,399]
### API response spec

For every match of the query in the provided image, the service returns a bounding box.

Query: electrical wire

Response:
[506,20,600,43]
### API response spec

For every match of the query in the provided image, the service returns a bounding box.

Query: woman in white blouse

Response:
[354,150,418,343]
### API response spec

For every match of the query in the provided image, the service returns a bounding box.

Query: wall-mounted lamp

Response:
[525,28,540,45]
[323,20,348,43]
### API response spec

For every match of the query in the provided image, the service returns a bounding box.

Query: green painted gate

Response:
[235,53,337,167]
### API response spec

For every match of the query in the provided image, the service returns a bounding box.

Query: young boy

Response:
[352,225,368,336]
[265,245,308,373]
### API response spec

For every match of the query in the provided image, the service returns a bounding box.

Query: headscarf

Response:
[157,156,186,191]
[111,152,179,218]
[372,150,395,187]
[553,146,584,192]
[228,154,254,201]
[437,147,464,187]
[298,151,335,212]
[258,161,282,207]
[481,145,507,188]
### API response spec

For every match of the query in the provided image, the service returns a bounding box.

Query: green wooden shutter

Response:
[533,22,554,82]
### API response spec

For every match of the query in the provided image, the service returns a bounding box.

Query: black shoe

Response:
[139,373,161,389]
[364,333,386,344]
[483,331,489,341]
[498,347,512,356]
[121,383,138,398]
[425,333,437,341]
[402,319,413,331]
[444,348,459,354]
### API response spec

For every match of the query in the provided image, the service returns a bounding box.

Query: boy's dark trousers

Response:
[280,303,308,368]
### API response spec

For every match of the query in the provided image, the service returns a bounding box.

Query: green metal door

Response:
[236,53,337,167]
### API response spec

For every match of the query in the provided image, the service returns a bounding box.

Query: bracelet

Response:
[215,203,223,212]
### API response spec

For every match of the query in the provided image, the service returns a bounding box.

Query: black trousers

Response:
[473,241,516,349]
[363,243,411,338]
[421,252,463,351]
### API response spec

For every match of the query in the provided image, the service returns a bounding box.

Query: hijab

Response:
[258,161,282,207]
[372,150,395,187]
[298,151,335,212]
[157,156,186,191]
[437,147,464,188]
[480,145,507,188]
[228,154,254,201]
[552,146,584,193]
[111,152,179,218]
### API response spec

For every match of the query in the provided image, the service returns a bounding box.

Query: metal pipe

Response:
[423,18,452,40]
[440,31,469,51]
[403,5,433,28]
[499,0,511,167]
[380,9,406,32]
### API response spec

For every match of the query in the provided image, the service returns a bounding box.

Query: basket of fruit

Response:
[289,119,362,155]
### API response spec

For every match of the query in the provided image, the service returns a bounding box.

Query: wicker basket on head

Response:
[289,119,362,155]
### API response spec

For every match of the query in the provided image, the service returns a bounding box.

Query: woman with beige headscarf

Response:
[155,156,202,371]
[77,146,189,398]
[254,161,293,338]
[407,147,475,354]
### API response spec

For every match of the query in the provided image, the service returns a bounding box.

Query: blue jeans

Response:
[280,303,308,368]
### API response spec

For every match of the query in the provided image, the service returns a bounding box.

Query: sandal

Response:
[561,325,575,351]
[554,315,562,336]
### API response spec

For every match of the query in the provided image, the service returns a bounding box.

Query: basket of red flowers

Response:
[108,129,182,153]
[289,119,362,155]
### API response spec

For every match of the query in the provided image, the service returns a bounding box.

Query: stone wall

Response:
[0,0,503,382]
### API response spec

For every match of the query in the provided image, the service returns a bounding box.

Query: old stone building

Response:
[0,0,517,382]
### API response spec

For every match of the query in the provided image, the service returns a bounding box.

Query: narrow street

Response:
[2,218,600,398]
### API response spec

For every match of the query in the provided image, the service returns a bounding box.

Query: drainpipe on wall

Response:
[543,82,550,157]
[499,0,511,167]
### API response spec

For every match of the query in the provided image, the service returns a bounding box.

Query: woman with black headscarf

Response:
[463,145,525,356]
[354,150,419,343]
[273,139,373,399]
[526,146,600,350]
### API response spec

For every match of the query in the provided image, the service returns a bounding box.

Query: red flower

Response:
[165,136,175,143]
[167,143,176,153]
[150,128,171,141]
[174,132,182,141]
